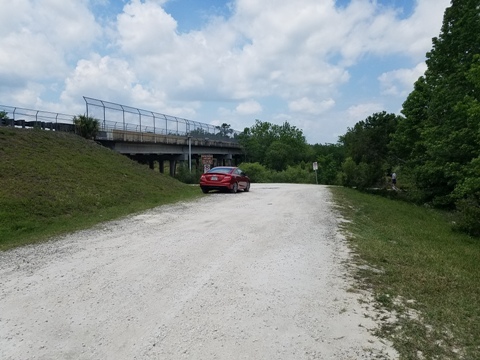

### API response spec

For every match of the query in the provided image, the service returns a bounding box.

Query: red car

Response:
[199,166,251,193]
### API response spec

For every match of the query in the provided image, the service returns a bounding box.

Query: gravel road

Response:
[0,184,397,359]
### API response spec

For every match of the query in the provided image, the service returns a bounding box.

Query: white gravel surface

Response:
[0,183,398,359]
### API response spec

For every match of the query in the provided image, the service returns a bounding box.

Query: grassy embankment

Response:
[0,127,201,251]
[330,187,480,360]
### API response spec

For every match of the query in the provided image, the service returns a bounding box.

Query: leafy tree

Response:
[339,111,399,187]
[392,0,480,209]
[316,153,341,185]
[265,140,291,171]
[238,120,277,163]
[238,120,309,169]
[339,157,370,189]
[73,115,100,140]
[312,143,344,164]
[216,123,233,138]
[389,77,429,166]
[310,143,345,185]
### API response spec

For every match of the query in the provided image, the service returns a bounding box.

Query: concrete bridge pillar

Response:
[169,159,176,176]
[216,154,233,166]
[159,159,165,174]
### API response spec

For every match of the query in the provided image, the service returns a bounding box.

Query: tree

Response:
[73,115,100,140]
[216,123,233,138]
[339,111,399,187]
[238,120,277,163]
[310,143,345,185]
[392,0,480,207]
[238,120,309,169]
[265,140,291,171]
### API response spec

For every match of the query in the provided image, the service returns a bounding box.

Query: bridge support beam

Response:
[169,159,176,177]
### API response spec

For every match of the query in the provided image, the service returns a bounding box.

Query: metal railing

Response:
[0,99,241,144]
[84,97,240,141]
[0,105,74,131]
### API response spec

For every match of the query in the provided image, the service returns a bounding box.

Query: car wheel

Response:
[201,187,209,194]
[231,182,238,193]
[244,182,250,192]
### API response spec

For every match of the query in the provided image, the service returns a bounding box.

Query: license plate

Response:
[211,176,218,180]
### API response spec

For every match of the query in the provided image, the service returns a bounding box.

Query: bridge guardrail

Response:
[0,102,242,147]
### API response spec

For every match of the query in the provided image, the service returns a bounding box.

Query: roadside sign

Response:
[313,162,318,170]
[202,155,213,165]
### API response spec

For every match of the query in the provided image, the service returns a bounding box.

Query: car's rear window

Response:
[208,167,233,174]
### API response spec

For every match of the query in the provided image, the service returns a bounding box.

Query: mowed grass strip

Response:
[0,127,202,251]
[330,187,480,359]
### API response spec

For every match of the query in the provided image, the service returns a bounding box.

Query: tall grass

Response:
[0,127,201,251]
[331,187,480,359]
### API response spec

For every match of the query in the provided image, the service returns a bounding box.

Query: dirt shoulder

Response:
[0,184,397,359]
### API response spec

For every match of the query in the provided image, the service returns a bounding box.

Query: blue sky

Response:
[0,0,451,144]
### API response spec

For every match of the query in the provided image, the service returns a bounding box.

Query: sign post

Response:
[202,155,214,173]
[313,162,318,184]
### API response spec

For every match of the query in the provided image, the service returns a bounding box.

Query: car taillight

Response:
[200,175,206,180]
[223,175,232,181]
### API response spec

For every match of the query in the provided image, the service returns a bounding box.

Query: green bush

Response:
[175,163,202,184]
[73,115,100,140]
[270,165,315,184]
[237,162,272,182]
[454,196,480,236]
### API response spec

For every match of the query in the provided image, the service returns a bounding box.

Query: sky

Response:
[0,0,451,144]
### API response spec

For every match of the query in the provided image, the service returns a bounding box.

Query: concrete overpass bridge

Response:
[96,129,244,176]
[1,98,245,176]
[86,97,245,176]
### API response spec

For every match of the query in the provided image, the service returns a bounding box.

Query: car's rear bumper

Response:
[200,182,233,191]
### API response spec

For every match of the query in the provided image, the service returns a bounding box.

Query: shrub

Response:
[73,115,100,140]
[175,163,202,184]
[269,165,314,184]
[237,162,271,182]
[453,196,480,237]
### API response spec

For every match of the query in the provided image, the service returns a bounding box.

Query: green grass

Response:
[330,186,480,360]
[0,127,202,251]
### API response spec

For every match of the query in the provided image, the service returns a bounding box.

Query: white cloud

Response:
[236,100,262,115]
[289,98,335,115]
[61,55,139,104]
[116,0,177,55]
[379,62,427,96]
[0,0,452,143]
[338,0,449,62]
[346,103,385,123]
[0,0,101,104]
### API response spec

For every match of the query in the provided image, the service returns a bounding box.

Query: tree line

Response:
[237,0,479,236]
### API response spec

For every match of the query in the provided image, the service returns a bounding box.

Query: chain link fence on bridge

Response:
[84,97,240,142]
[0,99,241,144]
